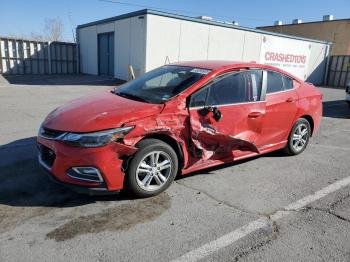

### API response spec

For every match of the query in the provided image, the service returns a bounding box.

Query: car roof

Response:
[170,60,250,70]
[170,60,302,81]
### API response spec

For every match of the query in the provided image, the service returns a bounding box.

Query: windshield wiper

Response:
[115,91,150,103]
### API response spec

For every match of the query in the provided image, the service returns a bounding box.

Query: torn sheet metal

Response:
[189,114,260,161]
[122,99,191,166]
[122,95,260,169]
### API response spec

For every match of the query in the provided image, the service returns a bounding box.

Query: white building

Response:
[77,9,331,85]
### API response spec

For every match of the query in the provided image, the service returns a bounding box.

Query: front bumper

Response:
[37,136,137,194]
[39,161,118,195]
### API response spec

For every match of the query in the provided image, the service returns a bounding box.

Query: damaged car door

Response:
[188,69,266,160]
[258,70,299,148]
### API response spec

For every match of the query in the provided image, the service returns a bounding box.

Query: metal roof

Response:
[258,18,350,28]
[169,60,303,80]
[77,9,331,45]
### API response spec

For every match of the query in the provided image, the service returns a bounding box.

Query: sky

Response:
[0,0,349,42]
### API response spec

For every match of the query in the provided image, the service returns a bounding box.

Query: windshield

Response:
[113,65,211,104]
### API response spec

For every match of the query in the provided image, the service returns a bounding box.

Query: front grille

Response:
[38,144,56,168]
[39,127,66,140]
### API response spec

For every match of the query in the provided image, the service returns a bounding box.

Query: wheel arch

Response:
[138,134,185,171]
[299,114,314,136]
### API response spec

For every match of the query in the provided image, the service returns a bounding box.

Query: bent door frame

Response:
[187,69,268,160]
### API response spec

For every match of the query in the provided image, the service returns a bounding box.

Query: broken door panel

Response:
[189,102,266,160]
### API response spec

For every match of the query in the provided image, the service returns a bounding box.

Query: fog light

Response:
[66,167,104,183]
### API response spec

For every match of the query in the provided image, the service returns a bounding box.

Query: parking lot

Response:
[0,75,349,262]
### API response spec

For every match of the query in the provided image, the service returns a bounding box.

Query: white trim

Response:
[67,167,104,183]
[38,155,51,171]
[38,133,66,140]
[38,126,67,140]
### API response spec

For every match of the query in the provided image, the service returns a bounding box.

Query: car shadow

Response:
[0,121,341,209]
[175,150,287,180]
[323,100,350,119]
[0,135,294,209]
[0,137,133,209]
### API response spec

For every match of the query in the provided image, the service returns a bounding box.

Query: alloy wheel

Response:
[136,151,172,192]
[292,123,308,152]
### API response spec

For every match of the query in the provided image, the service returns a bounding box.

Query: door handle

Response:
[248,112,262,118]
[286,97,295,103]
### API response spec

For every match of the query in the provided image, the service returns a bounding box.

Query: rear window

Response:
[283,75,294,90]
[266,71,294,94]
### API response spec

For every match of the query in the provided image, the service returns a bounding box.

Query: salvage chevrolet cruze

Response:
[38,61,322,197]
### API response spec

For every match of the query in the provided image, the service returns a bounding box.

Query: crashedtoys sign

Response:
[260,36,311,80]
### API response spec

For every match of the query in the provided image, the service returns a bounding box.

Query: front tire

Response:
[125,139,178,197]
[284,118,311,156]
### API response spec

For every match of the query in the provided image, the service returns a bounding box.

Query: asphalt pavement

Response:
[0,75,349,262]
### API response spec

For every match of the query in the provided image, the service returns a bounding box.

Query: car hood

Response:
[42,90,164,132]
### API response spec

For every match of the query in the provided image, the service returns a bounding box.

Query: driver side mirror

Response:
[199,106,222,122]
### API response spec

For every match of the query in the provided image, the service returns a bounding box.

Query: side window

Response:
[207,71,263,106]
[243,70,263,102]
[266,71,295,94]
[190,86,208,107]
[207,73,246,106]
[266,71,284,93]
[283,75,294,90]
[190,70,263,108]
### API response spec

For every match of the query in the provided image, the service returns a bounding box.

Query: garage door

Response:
[98,32,114,76]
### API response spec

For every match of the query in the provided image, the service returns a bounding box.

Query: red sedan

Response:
[38,61,322,197]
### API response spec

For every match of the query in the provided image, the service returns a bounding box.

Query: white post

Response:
[48,41,52,74]
[128,65,135,80]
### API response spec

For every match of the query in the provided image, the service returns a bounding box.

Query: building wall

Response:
[241,32,262,62]
[78,16,146,80]
[78,12,330,84]
[307,42,330,84]
[258,20,350,55]
[145,14,265,71]
[145,14,329,84]
[78,26,98,75]
[206,26,245,60]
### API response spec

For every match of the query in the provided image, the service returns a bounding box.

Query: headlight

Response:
[60,126,134,147]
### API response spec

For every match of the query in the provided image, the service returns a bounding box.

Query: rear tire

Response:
[284,118,311,156]
[125,139,178,198]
